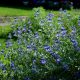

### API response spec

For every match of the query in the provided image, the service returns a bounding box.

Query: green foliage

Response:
[0,7,80,80]
[0,25,12,38]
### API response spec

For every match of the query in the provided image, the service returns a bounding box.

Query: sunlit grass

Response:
[0,39,5,50]
[0,7,80,17]
[0,7,32,16]
[0,25,12,38]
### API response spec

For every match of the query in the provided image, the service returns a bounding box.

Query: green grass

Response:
[0,39,5,50]
[0,7,80,16]
[0,25,12,38]
[0,7,32,16]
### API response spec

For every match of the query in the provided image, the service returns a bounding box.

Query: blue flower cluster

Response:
[0,7,80,80]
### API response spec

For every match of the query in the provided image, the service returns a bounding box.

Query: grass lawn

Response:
[0,6,79,17]
[0,7,80,18]
[0,25,12,37]
[0,7,33,16]
[0,39,5,50]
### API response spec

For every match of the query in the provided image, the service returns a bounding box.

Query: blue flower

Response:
[47,18,52,22]
[58,17,61,21]
[34,9,40,19]
[10,62,15,70]
[44,45,50,50]
[54,38,60,43]
[27,29,31,33]
[61,30,67,36]
[22,27,26,32]
[44,45,52,53]
[48,13,54,18]
[13,31,17,37]
[39,20,44,26]
[78,20,80,26]
[61,27,67,37]
[17,39,22,45]
[1,65,6,73]
[44,45,61,60]
[28,20,32,25]
[32,59,36,64]
[71,39,78,47]
[61,26,65,31]
[51,52,60,59]
[40,58,46,64]
[23,39,27,43]
[63,10,67,14]
[0,49,4,54]
[0,62,4,68]
[71,27,76,36]
[12,77,15,80]
[62,63,69,71]
[55,58,61,64]
[24,77,31,80]
[52,44,60,51]
[76,47,80,52]
[2,68,6,73]
[31,64,37,73]
[27,45,32,51]
[17,30,22,35]
[34,32,39,38]
[56,33,61,38]
[74,71,80,79]
[27,45,31,49]
[6,40,12,48]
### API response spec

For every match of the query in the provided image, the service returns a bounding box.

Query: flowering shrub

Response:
[0,7,80,80]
